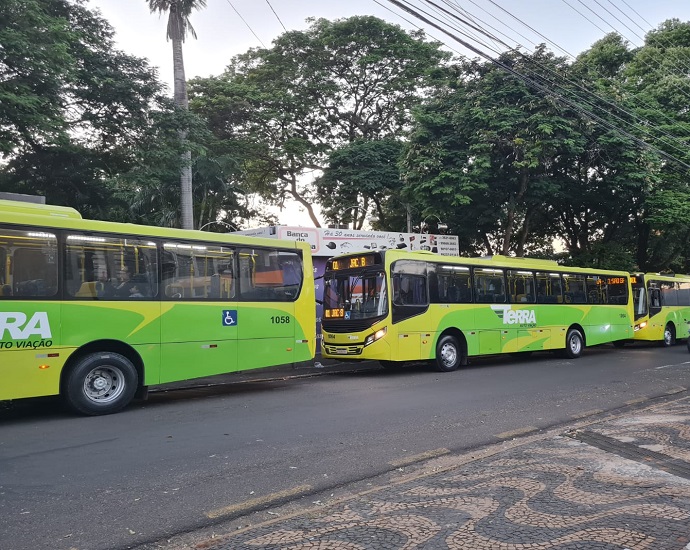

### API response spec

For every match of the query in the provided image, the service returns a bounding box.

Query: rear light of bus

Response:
[364,326,387,347]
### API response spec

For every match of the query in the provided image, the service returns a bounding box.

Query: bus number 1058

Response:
[271,315,291,324]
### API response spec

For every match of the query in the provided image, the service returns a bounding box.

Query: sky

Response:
[87,0,690,227]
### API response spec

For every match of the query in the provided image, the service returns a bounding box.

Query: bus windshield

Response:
[323,270,388,320]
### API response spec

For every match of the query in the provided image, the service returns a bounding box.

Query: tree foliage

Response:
[3,3,690,273]
[402,23,690,271]
[0,0,166,219]
[190,16,449,226]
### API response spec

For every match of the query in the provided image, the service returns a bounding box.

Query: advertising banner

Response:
[237,226,459,257]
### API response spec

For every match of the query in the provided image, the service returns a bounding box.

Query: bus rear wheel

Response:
[434,335,463,372]
[564,328,584,359]
[63,352,138,415]
[663,323,676,347]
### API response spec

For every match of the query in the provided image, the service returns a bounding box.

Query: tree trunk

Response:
[286,174,321,227]
[172,36,194,230]
[516,208,531,257]
[502,170,529,256]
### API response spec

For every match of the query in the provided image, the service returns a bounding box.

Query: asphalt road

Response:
[2,343,690,550]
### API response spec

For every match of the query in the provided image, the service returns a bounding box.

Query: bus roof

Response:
[634,272,690,282]
[0,199,82,219]
[330,249,630,275]
[0,200,308,253]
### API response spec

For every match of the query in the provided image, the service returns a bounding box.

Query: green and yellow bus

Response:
[321,250,633,370]
[0,199,316,415]
[631,272,690,346]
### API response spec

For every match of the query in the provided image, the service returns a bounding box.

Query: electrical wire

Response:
[265,0,287,32]
[382,0,690,171]
[437,0,690,152]
[225,0,266,48]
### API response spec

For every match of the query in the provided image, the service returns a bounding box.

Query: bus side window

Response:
[508,270,535,303]
[678,282,690,306]
[474,268,504,303]
[399,276,412,304]
[535,272,562,303]
[649,287,662,315]
[1,228,58,298]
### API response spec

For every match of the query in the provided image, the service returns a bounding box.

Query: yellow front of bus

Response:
[631,273,690,345]
[321,253,393,362]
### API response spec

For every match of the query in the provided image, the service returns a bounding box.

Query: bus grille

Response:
[322,343,363,356]
[321,319,377,333]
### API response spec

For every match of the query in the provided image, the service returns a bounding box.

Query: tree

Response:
[146,0,207,229]
[111,105,256,230]
[190,16,448,226]
[404,48,580,256]
[1,0,73,156]
[316,138,406,230]
[0,0,167,219]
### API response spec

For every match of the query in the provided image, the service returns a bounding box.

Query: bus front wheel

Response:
[64,352,138,415]
[434,335,463,372]
[564,328,584,359]
[663,324,676,347]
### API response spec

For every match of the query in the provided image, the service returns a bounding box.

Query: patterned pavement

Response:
[196,396,690,550]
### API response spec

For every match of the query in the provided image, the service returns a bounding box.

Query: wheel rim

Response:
[83,365,125,404]
[569,333,582,355]
[440,342,457,368]
[664,327,673,345]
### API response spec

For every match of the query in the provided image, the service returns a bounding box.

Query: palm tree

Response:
[146,0,207,230]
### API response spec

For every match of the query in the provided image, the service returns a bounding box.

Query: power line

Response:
[564,0,690,81]
[265,0,287,32]
[225,0,266,48]
[608,0,690,70]
[382,0,690,171]
[437,0,690,150]
[416,0,690,159]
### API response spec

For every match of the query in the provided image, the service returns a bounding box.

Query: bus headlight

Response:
[364,326,387,347]
[634,321,647,332]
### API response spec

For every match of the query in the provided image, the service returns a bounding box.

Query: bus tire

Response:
[663,323,676,347]
[434,335,462,372]
[63,352,138,416]
[564,328,584,359]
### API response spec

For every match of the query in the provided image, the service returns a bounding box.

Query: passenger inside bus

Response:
[112,267,134,297]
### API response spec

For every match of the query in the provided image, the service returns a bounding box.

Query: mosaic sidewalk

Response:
[199,397,690,550]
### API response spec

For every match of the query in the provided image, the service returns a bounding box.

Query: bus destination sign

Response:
[330,255,376,271]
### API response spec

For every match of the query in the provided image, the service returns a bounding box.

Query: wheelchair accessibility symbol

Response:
[222,310,237,326]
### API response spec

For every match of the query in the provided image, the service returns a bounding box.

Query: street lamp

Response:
[199,220,239,232]
[420,214,448,234]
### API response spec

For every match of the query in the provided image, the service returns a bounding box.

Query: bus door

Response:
[643,282,664,336]
[160,242,238,382]
[236,248,303,369]
[391,261,428,360]
[473,268,506,354]
[0,227,61,400]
